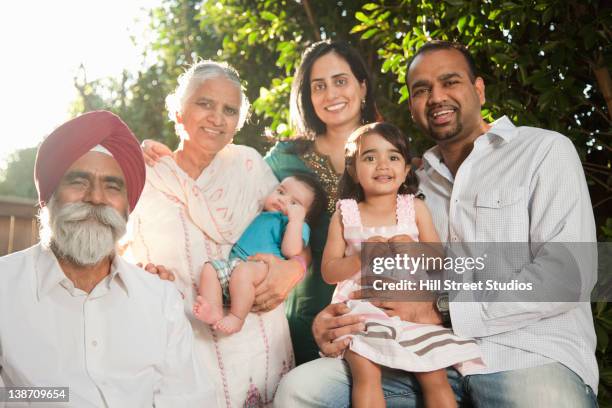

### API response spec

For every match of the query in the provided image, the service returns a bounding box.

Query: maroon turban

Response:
[34,111,145,212]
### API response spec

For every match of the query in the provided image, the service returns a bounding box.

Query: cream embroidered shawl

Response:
[126,144,294,407]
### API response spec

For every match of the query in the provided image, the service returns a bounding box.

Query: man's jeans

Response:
[273,358,597,407]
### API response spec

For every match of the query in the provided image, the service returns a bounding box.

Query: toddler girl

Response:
[322,122,483,408]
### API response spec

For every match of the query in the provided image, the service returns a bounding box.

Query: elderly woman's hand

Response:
[142,139,173,166]
[138,262,176,281]
[249,254,303,313]
[312,303,366,357]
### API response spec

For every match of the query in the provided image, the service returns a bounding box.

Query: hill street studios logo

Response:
[359,242,601,303]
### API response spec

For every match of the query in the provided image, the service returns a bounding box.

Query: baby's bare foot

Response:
[192,295,223,325]
[213,313,244,334]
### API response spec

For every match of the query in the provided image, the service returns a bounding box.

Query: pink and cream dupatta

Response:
[126,144,294,408]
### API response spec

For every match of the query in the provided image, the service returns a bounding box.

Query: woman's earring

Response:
[360,98,366,124]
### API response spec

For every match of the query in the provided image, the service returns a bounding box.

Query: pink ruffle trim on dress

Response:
[338,199,362,228]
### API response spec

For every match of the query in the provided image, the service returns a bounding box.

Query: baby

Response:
[193,174,326,334]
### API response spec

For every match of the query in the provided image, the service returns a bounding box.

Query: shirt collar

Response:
[486,115,517,142]
[111,255,133,297]
[35,244,70,300]
[35,244,131,300]
[421,116,517,172]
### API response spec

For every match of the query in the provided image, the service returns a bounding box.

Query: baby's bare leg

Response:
[415,369,457,408]
[192,263,223,324]
[345,349,385,408]
[214,261,268,334]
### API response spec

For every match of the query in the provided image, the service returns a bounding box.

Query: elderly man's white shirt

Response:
[0,244,214,407]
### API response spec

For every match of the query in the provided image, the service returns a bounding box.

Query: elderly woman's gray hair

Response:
[166,60,250,130]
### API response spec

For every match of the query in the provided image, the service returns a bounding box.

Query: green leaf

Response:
[488,9,502,20]
[260,11,276,21]
[350,23,368,34]
[398,85,409,103]
[597,323,609,353]
[361,28,379,40]
[457,16,468,33]
[362,3,379,11]
[377,11,391,22]
[491,53,513,65]
[597,302,608,317]
[507,99,524,110]
[355,11,370,23]
[381,57,393,73]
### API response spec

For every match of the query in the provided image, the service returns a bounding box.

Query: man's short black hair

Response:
[406,40,478,84]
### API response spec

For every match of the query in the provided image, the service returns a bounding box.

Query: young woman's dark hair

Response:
[288,172,328,225]
[290,40,381,138]
[338,122,419,202]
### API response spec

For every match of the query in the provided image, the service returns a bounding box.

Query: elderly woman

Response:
[127,61,301,407]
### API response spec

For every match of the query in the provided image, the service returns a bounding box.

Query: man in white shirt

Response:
[0,111,214,407]
[275,42,597,407]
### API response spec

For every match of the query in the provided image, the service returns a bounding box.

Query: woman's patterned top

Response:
[299,141,342,215]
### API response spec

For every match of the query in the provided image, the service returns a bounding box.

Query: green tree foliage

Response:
[0,147,37,199]
[65,1,611,402]
[349,0,611,227]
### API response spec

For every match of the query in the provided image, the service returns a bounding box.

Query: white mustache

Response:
[55,202,127,227]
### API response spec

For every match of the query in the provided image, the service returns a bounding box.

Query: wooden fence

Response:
[0,196,39,256]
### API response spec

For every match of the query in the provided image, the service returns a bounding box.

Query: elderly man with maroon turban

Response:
[0,111,215,407]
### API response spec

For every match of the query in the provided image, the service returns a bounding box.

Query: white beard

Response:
[40,196,127,266]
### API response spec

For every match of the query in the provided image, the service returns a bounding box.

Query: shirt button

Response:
[92,340,98,347]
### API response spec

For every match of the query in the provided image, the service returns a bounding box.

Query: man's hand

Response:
[250,254,300,313]
[370,299,442,324]
[387,234,415,243]
[313,303,366,357]
[138,262,176,281]
[363,235,393,261]
[365,235,388,244]
[350,276,441,325]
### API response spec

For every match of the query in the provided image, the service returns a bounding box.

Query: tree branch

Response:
[583,162,612,172]
[592,57,612,122]
[585,173,612,192]
[73,64,94,112]
[593,195,612,209]
[301,0,321,41]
